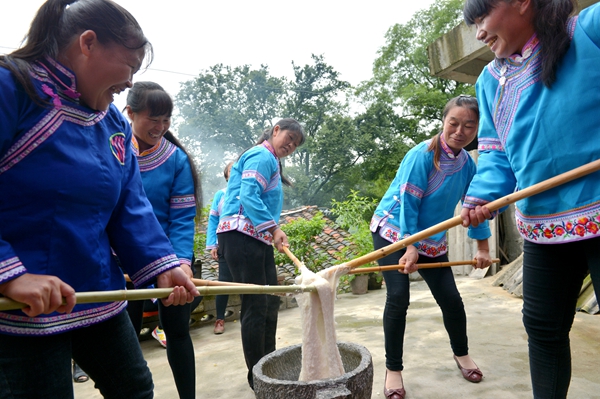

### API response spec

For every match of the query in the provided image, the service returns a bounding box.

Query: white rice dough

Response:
[295,263,350,381]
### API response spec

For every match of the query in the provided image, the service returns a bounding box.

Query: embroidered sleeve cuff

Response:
[130,254,180,288]
[256,220,277,233]
[0,256,27,285]
[178,258,192,267]
[462,197,500,218]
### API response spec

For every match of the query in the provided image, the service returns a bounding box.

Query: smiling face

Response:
[473,0,535,59]
[269,126,302,159]
[70,31,145,111]
[127,108,171,152]
[442,106,479,155]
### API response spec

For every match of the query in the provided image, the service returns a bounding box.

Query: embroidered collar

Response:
[496,34,540,86]
[509,34,539,64]
[261,140,278,159]
[36,57,81,100]
[440,134,461,159]
[132,135,165,157]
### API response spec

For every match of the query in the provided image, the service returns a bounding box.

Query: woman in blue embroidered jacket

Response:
[371,96,492,399]
[461,0,600,397]
[217,118,305,390]
[125,81,201,399]
[0,1,198,398]
[206,161,234,335]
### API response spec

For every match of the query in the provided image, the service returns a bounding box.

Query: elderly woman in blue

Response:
[217,118,305,390]
[371,96,492,399]
[461,0,600,397]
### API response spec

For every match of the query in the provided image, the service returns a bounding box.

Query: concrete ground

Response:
[74,276,600,399]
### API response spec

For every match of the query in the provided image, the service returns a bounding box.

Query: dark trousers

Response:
[218,230,279,388]
[127,297,198,399]
[0,311,153,399]
[215,247,233,320]
[522,237,600,399]
[373,232,469,371]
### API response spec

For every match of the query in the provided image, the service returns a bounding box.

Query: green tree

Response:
[282,55,353,207]
[175,64,286,194]
[359,0,474,153]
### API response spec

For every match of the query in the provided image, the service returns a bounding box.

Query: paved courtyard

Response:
[74,275,600,399]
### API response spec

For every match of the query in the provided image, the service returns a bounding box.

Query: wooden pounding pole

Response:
[282,246,305,270]
[343,158,600,270]
[0,284,318,312]
[348,259,501,274]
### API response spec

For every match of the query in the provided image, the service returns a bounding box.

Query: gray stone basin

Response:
[253,341,373,399]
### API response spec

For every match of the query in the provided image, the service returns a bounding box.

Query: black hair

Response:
[126,81,203,218]
[126,81,173,117]
[428,95,480,170]
[0,0,152,105]
[253,118,305,187]
[463,0,575,87]
[223,161,234,182]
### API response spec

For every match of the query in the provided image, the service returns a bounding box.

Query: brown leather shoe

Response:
[213,319,225,334]
[384,370,406,399]
[454,355,483,383]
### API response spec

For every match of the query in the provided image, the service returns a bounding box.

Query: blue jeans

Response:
[522,237,600,399]
[218,231,279,388]
[373,231,469,371]
[0,311,153,399]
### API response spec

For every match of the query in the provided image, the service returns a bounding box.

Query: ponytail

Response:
[163,131,203,218]
[532,0,575,87]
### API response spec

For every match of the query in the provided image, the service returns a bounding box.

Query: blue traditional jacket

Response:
[133,137,196,266]
[0,58,179,336]
[464,4,600,244]
[371,136,490,257]
[206,188,226,250]
[217,141,282,245]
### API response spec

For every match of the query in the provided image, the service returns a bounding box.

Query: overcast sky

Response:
[2,0,436,111]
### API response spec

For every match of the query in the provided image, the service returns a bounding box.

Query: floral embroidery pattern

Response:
[416,240,448,257]
[217,217,273,244]
[517,213,600,242]
[382,227,401,243]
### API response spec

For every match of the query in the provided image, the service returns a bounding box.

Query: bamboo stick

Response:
[0,284,317,312]
[343,159,600,270]
[348,259,501,274]
[282,246,306,270]
[124,274,249,287]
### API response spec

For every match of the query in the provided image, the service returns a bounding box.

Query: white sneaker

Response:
[151,326,167,348]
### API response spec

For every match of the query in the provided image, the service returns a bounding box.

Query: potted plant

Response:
[349,273,369,295]
[367,271,383,290]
